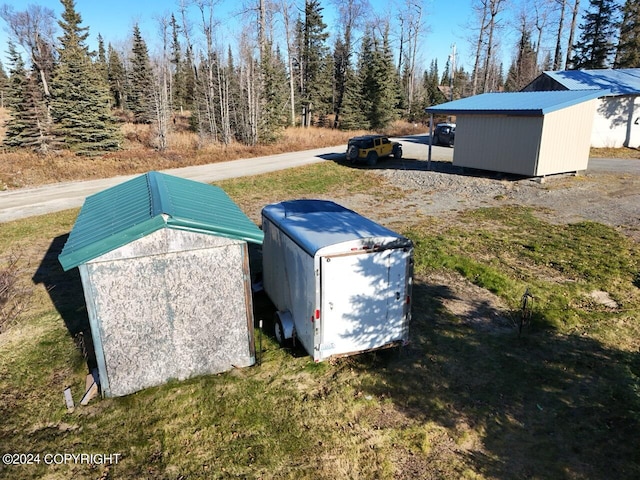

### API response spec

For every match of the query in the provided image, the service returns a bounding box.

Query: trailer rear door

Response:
[319,248,409,358]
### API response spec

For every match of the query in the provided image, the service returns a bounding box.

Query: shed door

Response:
[319,249,408,358]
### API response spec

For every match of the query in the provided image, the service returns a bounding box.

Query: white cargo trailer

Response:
[261,200,413,362]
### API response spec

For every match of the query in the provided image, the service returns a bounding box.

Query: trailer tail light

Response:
[406,295,411,304]
[315,309,320,319]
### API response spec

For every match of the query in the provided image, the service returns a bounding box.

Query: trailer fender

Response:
[274,311,295,344]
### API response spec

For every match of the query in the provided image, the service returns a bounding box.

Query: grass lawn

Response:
[1,162,639,479]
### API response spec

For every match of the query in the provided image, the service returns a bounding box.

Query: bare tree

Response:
[532,0,553,65]
[482,0,506,93]
[470,0,489,95]
[565,0,581,68]
[398,0,425,113]
[238,34,259,145]
[277,0,297,125]
[0,4,56,99]
[553,0,567,69]
[152,15,172,151]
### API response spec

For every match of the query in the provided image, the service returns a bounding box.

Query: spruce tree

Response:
[4,42,53,151]
[504,29,538,91]
[614,0,640,68]
[298,0,332,125]
[260,44,289,142]
[169,14,193,113]
[0,60,10,109]
[107,44,127,109]
[50,0,120,153]
[128,24,154,123]
[333,37,349,128]
[570,0,620,69]
[424,60,446,107]
[4,43,29,145]
[373,27,400,129]
[359,26,399,131]
[356,28,375,129]
[95,34,108,82]
[338,67,367,130]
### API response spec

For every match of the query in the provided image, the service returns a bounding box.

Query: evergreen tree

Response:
[504,29,538,91]
[260,43,289,142]
[95,34,108,82]
[107,44,126,109]
[359,26,399,130]
[4,42,53,151]
[333,37,349,128]
[4,42,29,145]
[0,60,9,108]
[356,28,375,129]
[570,0,620,69]
[128,24,154,123]
[297,0,332,126]
[440,57,451,86]
[169,13,193,113]
[338,67,367,130]
[50,0,120,153]
[423,60,446,107]
[614,0,640,68]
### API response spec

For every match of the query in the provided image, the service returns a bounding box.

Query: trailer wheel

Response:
[274,315,286,346]
[273,311,293,347]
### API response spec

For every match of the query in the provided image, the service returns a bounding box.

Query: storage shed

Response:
[426,89,604,177]
[58,171,264,397]
[523,68,640,148]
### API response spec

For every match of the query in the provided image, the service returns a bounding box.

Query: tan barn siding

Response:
[454,116,544,176]
[537,100,595,176]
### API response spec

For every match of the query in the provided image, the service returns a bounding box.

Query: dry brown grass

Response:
[590,146,640,159]
[0,114,425,190]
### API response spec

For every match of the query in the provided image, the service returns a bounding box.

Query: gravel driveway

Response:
[342,154,640,243]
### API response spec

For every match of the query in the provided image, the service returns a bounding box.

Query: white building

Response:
[523,69,640,148]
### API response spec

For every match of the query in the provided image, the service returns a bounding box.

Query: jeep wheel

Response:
[393,145,403,159]
[346,145,359,162]
[366,151,378,166]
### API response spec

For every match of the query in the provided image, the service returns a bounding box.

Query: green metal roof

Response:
[59,171,264,271]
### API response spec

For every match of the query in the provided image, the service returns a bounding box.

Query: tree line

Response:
[1,0,639,154]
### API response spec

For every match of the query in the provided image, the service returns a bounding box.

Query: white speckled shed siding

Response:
[80,228,255,397]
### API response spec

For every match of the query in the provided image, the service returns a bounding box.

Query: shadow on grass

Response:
[32,234,96,370]
[353,280,640,479]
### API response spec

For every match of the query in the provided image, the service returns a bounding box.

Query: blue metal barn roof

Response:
[544,68,640,95]
[262,200,410,256]
[425,89,605,116]
[59,171,264,271]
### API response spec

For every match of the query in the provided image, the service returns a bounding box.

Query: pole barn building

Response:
[522,68,640,148]
[58,171,264,397]
[426,89,604,178]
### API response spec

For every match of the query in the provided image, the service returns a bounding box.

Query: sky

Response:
[0,0,523,75]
